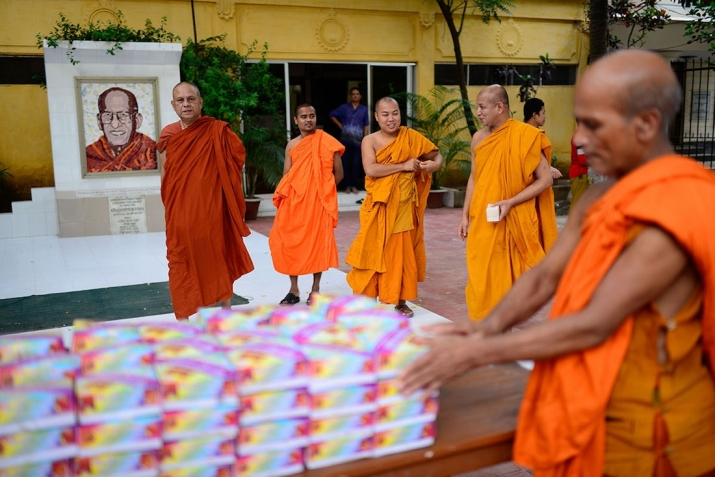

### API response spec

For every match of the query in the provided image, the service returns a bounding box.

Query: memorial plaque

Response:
[109,196,148,234]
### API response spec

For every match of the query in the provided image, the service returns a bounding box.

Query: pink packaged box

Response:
[323,295,389,321]
[376,377,439,405]
[0,426,76,470]
[268,306,316,326]
[163,403,239,441]
[154,337,223,360]
[0,335,65,365]
[0,354,79,387]
[80,342,154,374]
[75,368,162,425]
[375,396,439,432]
[160,435,235,471]
[291,322,365,350]
[154,358,238,411]
[238,418,309,455]
[310,384,376,419]
[373,421,436,458]
[0,385,75,435]
[77,415,162,457]
[201,308,271,334]
[160,464,233,477]
[216,329,295,349]
[71,323,142,354]
[235,448,304,477]
[74,450,160,477]
[0,458,72,477]
[375,329,428,379]
[239,388,310,426]
[301,345,375,392]
[310,411,374,442]
[305,434,373,469]
[139,322,204,343]
[225,343,307,394]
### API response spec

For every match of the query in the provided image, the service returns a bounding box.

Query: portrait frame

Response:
[76,77,161,178]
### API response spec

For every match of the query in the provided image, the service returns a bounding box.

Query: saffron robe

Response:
[466,119,557,320]
[268,130,344,275]
[513,155,715,477]
[86,132,157,172]
[159,116,254,318]
[345,126,437,304]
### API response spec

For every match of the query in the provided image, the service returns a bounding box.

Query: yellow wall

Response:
[0,85,54,200]
[1,0,587,198]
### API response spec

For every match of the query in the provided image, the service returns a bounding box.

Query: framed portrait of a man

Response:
[76,77,160,176]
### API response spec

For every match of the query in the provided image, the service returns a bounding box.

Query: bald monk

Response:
[400,50,715,476]
[158,82,254,320]
[269,103,344,305]
[86,87,157,172]
[459,85,557,321]
[346,97,443,317]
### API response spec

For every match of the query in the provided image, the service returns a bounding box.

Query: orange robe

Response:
[268,130,344,275]
[86,132,157,172]
[345,126,437,305]
[514,155,715,476]
[466,119,557,320]
[158,117,254,318]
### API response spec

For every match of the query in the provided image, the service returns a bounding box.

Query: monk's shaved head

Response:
[173,81,202,99]
[375,96,399,111]
[477,85,509,108]
[579,50,680,134]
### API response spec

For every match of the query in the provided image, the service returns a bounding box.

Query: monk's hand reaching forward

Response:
[402,159,421,172]
[398,333,481,399]
[491,199,513,221]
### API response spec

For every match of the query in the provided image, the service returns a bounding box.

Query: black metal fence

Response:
[671,58,715,168]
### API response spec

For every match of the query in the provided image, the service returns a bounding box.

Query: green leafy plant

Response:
[37,11,180,65]
[396,86,474,190]
[181,36,287,199]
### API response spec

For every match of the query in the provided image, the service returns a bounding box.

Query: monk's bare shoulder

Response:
[286,136,302,155]
[362,132,379,151]
[471,128,490,150]
[568,180,613,228]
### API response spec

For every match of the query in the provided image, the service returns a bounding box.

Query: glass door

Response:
[367,63,414,132]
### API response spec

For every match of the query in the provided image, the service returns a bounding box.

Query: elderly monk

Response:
[400,50,715,477]
[459,85,557,321]
[269,103,344,306]
[86,87,157,172]
[158,82,254,320]
[346,97,443,318]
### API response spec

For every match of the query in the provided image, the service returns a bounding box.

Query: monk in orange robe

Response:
[268,103,344,305]
[346,97,443,318]
[460,85,557,321]
[86,87,157,172]
[158,82,254,320]
[399,50,715,476]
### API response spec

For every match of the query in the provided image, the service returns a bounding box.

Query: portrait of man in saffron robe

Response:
[78,80,159,175]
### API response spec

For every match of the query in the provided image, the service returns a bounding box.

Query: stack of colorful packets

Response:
[198,307,273,334]
[371,328,438,457]
[0,335,77,476]
[218,323,309,477]
[153,334,238,475]
[285,320,376,469]
[73,321,162,477]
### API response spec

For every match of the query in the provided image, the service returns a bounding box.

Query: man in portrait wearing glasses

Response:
[85,87,158,173]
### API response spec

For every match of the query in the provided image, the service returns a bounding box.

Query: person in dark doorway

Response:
[329,87,370,194]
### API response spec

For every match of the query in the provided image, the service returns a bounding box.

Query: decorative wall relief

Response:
[86,0,118,25]
[316,11,349,52]
[497,19,523,57]
[420,12,435,29]
[216,0,235,21]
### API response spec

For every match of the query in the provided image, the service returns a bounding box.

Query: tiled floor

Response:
[0,203,568,476]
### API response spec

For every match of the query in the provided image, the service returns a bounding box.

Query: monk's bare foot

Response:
[307,291,319,306]
[220,300,232,309]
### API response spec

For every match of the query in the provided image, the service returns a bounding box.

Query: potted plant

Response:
[397,87,473,208]
[180,36,287,219]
